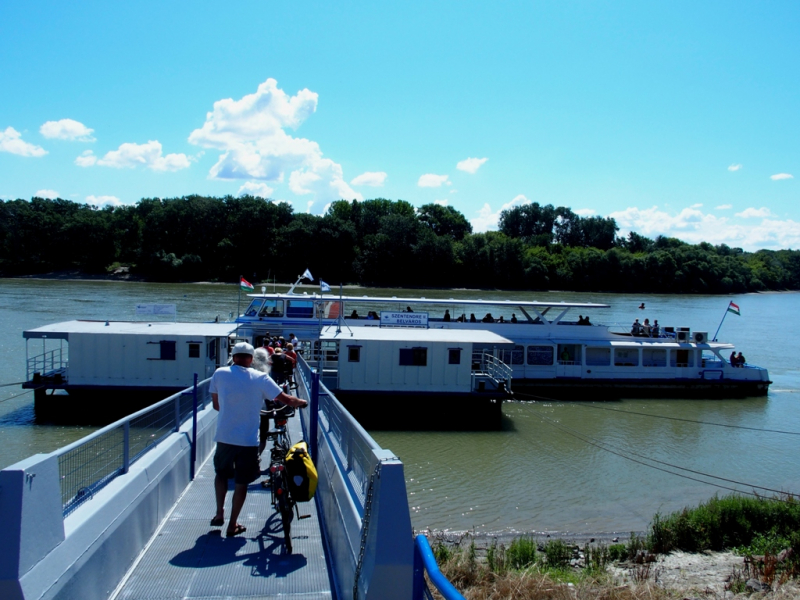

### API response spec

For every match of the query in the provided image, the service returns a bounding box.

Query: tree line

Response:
[1,195,798,293]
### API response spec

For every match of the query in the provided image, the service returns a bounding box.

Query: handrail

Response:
[413,535,465,600]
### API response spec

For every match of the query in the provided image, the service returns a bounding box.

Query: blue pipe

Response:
[413,534,465,600]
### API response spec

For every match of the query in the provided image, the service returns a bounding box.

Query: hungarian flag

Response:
[240,277,254,291]
[727,301,740,316]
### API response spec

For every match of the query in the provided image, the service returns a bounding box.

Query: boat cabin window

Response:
[558,344,582,365]
[585,347,611,366]
[147,340,176,361]
[316,301,342,319]
[527,345,554,366]
[448,348,461,364]
[207,340,217,361]
[258,300,284,318]
[671,349,694,368]
[499,345,524,365]
[188,342,201,358]
[614,348,638,367]
[347,346,361,362]
[286,300,314,319]
[243,299,265,317]
[399,347,427,367]
[643,348,667,367]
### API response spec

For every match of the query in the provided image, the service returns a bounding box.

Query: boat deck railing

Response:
[56,378,209,516]
[26,347,68,383]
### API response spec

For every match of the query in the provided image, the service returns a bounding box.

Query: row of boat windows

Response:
[499,345,704,368]
[346,346,462,367]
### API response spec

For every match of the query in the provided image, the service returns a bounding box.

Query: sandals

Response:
[226,524,246,537]
[210,516,225,527]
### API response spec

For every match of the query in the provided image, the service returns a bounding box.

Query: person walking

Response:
[209,342,307,537]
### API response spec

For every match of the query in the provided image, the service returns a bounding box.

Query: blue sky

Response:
[1,1,798,250]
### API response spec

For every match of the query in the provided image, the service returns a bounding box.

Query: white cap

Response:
[231,342,255,356]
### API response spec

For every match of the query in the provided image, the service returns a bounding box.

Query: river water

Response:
[1,278,797,535]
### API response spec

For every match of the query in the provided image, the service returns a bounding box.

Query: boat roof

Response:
[24,320,238,340]
[319,325,514,345]
[248,292,609,310]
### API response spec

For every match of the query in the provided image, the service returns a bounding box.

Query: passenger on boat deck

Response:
[730,351,737,367]
[284,343,298,364]
[737,352,746,367]
[631,319,642,335]
[289,333,299,347]
[651,320,659,337]
[405,306,413,312]
[582,315,592,325]
[457,313,466,322]
[482,313,495,323]
[498,315,505,323]
[268,347,293,386]
[643,318,652,337]
[511,313,518,323]
[470,313,477,322]
[443,310,451,322]
[350,309,359,319]
[209,342,306,538]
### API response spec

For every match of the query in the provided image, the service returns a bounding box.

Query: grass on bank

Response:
[428,494,800,599]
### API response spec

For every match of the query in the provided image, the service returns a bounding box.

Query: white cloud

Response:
[471,194,530,233]
[418,173,451,188]
[350,171,387,186]
[0,127,47,157]
[456,157,488,174]
[450,189,457,194]
[35,189,59,199]
[306,201,314,214]
[770,173,793,180]
[434,199,448,206]
[574,208,596,216]
[609,204,800,251]
[691,203,703,208]
[39,119,95,141]
[238,181,274,198]
[716,204,732,210]
[728,164,742,172]
[75,149,98,167]
[86,195,122,207]
[188,78,360,204]
[735,207,773,219]
[87,140,191,171]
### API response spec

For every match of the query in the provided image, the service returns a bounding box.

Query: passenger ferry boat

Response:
[235,291,771,399]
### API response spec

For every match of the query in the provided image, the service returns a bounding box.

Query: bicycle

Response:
[260,402,307,553]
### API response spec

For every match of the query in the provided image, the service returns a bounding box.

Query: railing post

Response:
[122,421,130,474]
[310,369,320,462]
[191,373,198,480]
[174,394,181,432]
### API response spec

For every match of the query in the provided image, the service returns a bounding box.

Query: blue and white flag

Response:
[302,268,314,281]
[320,280,331,293]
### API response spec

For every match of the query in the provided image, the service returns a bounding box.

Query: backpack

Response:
[285,441,317,502]
[272,353,293,375]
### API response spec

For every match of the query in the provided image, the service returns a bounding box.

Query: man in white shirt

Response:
[209,342,307,537]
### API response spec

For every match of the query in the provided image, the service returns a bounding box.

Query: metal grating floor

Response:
[112,414,334,600]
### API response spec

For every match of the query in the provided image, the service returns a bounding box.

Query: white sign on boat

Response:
[380,311,428,327]
[136,303,177,316]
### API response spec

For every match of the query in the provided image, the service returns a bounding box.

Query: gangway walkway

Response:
[111,412,334,600]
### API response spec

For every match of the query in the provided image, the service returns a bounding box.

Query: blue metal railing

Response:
[412,535,466,600]
[56,378,210,516]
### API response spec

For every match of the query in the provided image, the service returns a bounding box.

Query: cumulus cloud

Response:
[238,181,274,198]
[188,78,360,203]
[35,189,59,199]
[350,171,387,187]
[0,127,47,157]
[770,173,793,180]
[728,164,742,172]
[716,204,732,210]
[75,150,98,167]
[735,207,773,219]
[456,157,488,174]
[574,208,596,216]
[86,140,191,171]
[86,195,122,207]
[418,173,451,188]
[434,199,448,206]
[609,205,799,251]
[40,119,95,141]
[471,194,530,232]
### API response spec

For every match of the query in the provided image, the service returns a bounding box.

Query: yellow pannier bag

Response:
[285,440,318,501]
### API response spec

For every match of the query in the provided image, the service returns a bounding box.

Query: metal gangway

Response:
[0,356,464,600]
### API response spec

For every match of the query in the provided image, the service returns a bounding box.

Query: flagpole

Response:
[237,275,242,320]
[712,303,730,341]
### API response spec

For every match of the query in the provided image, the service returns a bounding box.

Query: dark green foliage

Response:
[1,196,799,291]
[647,494,800,554]
[607,543,627,562]
[541,539,572,569]
[505,536,538,569]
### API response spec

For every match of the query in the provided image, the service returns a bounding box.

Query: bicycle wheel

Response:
[276,474,294,553]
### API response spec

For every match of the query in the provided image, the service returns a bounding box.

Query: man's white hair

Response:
[252,347,270,373]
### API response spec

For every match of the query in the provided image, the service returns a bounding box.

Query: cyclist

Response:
[209,342,307,537]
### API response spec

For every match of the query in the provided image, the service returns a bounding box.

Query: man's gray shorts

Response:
[214,442,260,485]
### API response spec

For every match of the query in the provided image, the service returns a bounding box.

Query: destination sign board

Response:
[136,303,177,316]
[380,311,428,327]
